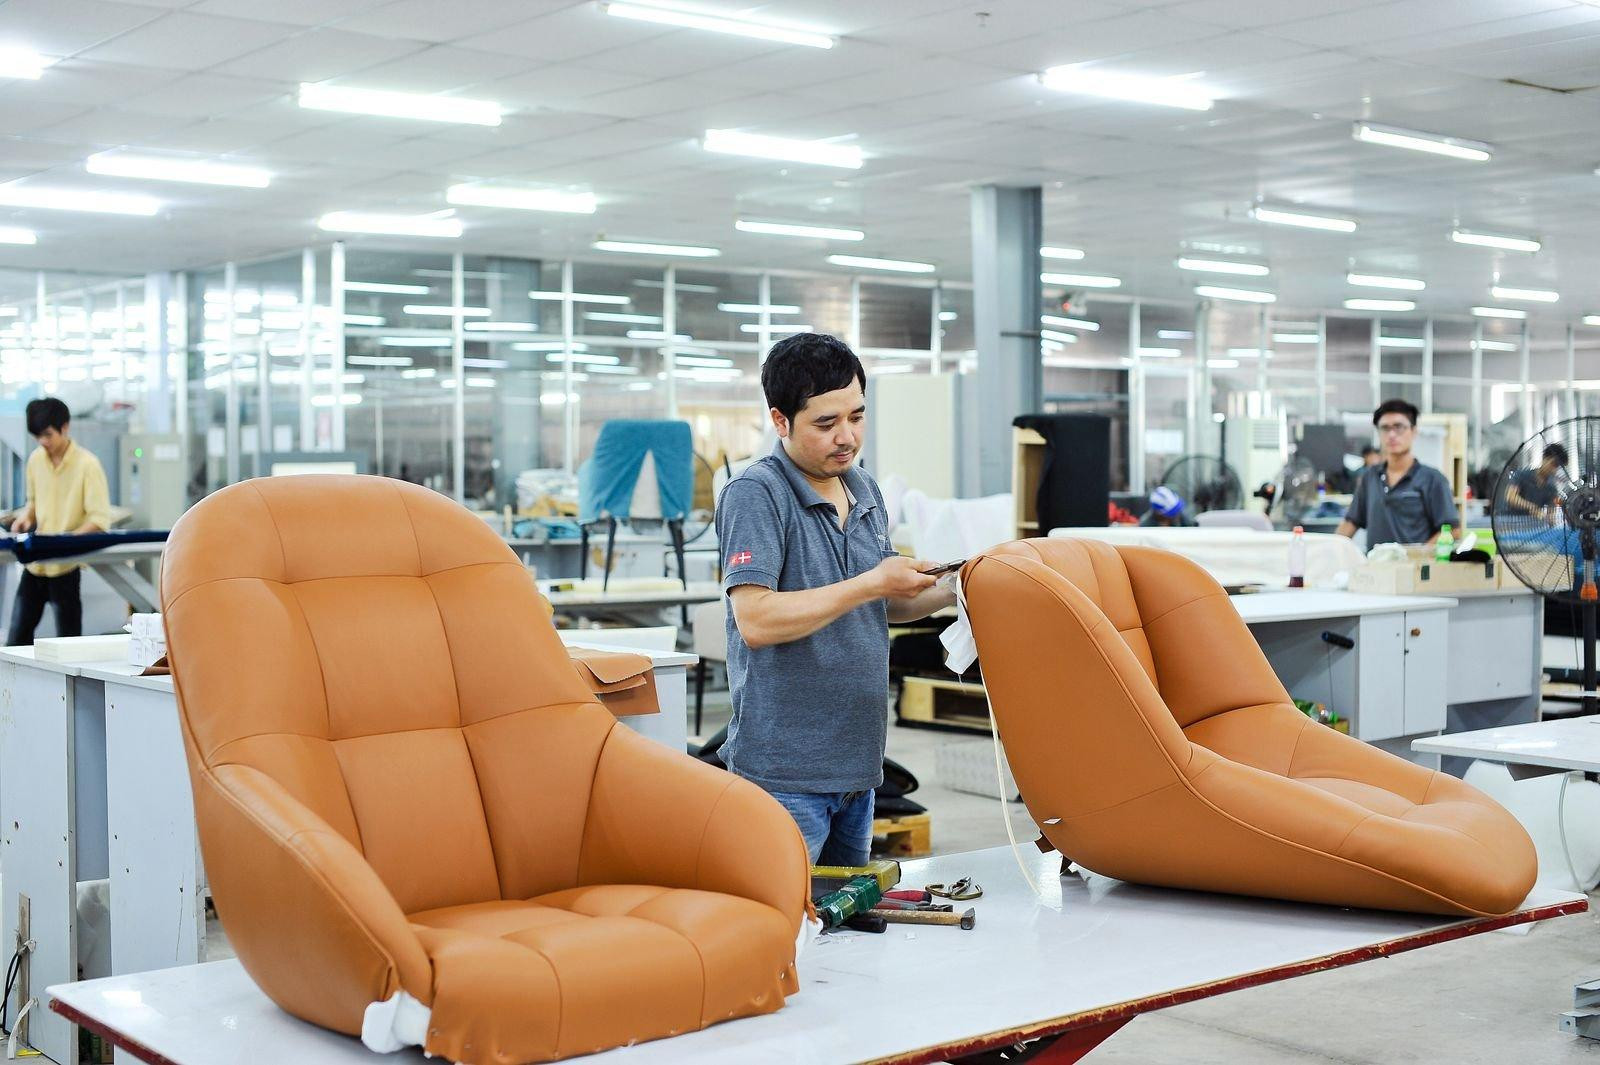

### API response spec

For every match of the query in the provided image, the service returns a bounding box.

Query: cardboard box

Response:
[1348,554,1502,595]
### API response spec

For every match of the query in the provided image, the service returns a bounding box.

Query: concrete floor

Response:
[693,688,1600,1064]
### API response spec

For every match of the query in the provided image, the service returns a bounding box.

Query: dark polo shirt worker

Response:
[1338,398,1458,545]
[716,333,954,866]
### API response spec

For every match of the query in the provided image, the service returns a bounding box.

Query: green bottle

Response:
[1434,523,1454,561]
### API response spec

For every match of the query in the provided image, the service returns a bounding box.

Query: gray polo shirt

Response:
[1345,459,1459,544]
[716,443,896,794]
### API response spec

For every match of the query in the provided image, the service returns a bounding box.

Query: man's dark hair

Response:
[1544,442,1569,466]
[1360,444,1380,457]
[25,397,70,438]
[760,332,866,423]
[1372,398,1419,427]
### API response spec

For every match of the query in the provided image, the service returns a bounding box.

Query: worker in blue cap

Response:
[1139,485,1194,527]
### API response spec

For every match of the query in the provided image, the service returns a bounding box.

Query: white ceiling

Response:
[4,0,1600,322]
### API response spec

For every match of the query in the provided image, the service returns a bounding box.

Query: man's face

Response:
[773,379,866,481]
[1375,415,1414,458]
[1540,457,1563,479]
[35,426,67,458]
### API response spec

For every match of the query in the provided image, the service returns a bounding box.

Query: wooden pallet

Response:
[897,675,992,733]
[873,812,932,859]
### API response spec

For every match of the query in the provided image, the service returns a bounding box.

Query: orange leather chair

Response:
[961,539,1537,918]
[160,476,809,1063]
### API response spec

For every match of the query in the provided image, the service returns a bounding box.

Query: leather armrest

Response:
[195,761,433,1035]
[579,725,809,921]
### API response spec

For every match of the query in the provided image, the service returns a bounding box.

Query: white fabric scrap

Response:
[362,991,431,1055]
[940,573,978,675]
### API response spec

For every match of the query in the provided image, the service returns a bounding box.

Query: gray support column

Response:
[1471,324,1484,461]
[143,272,174,434]
[223,261,240,485]
[1128,301,1145,491]
[663,265,677,419]
[561,261,576,473]
[1421,317,1435,414]
[1369,316,1381,409]
[451,251,465,502]
[330,242,347,450]
[1315,312,1328,422]
[1196,301,1215,454]
[486,257,539,505]
[970,185,1042,495]
[1519,324,1533,441]
[1567,324,1578,422]
[299,248,315,450]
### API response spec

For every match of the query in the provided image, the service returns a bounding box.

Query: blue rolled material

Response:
[577,420,693,524]
[4,529,169,564]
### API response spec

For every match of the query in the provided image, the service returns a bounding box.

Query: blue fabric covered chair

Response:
[577,420,694,590]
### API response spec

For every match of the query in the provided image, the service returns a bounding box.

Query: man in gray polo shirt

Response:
[1337,398,1458,546]
[716,333,955,866]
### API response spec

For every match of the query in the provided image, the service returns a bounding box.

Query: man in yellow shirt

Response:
[7,398,112,645]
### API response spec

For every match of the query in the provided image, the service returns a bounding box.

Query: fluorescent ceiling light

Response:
[938,311,958,321]
[1042,271,1120,288]
[601,1,834,48]
[829,254,935,273]
[676,355,736,368]
[735,219,863,241]
[1157,329,1194,340]
[1471,306,1526,319]
[1040,246,1085,261]
[543,352,620,365]
[1585,316,1600,327]
[401,368,437,378]
[345,281,429,295]
[403,304,490,317]
[586,311,662,324]
[528,290,630,304]
[446,184,595,213]
[380,336,452,347]
[0,185,159,216]
[298,82,502,126]
[1273,332,1318,344]
[465,377,497,388]
[1195,285,1275,304]
[1344,298,1415,312]
[462,358,509,369]
[1378,336,1425,349]
[719,302,801,314]
[593,239,720,257]
[319,212,461,238]
[0,226,36,245]
[1177,256,1269,277]
[343,314,384,326]
[1353,121,1491,162]
[515,341,589,353]
[1451,229,1540,253]
[1347,272,1424,291]
[1491,286,1558,303]
[740,323,812,334]
[1474,340,1518,351]
[1226,348,1271,358]
[1039,329,1079,344]
[1041,315,1099,331]
[1039,65,1214,111]
[1138,347,1183,358]
[346,355,414,367]
[464,321,538,332]
[0,47,52,80]
[1207,359,1240,369]
[703,129,861,169]
[85,152,270,188]
[633,278,715,293]
[1250,205,1356,233]
[627,330,692,341]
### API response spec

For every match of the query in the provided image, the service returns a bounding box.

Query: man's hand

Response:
[9,515,32,534]
[870,556,938,599]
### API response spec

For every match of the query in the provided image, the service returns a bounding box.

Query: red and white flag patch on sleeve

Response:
[728,550,753,566]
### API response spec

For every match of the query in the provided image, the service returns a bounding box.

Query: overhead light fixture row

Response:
[829,254,936,273]
[86,152,270,188]
[593,239,720,257]
[446,184,596,213]
[719,302,802,314]
[1473,339,1519,351]
[1040,246,1085,260]
[1353,122,1492,162]
[1039,65,1214,111]
[1451,228,1540,253]
[1250,205,1356,233]
[1471,306,1527,319]
[1177,256,1269,277]
[0,185,160,216]
[0,226,36,245]
[1347,272,1425,291]
[298,83,503,126]
[528,290,630,304]
[735,218,864,241]
[0,47,53,80]
[344,281,430,295]
[1041,314,1099,331]
[1490,285,1558,303]
[1042,271,1120,288]
[1344,298,1415,312]
[1585,316,1600,327]
[703,129,862,169]
[1195,285,1275,304]
[600,2,836,48]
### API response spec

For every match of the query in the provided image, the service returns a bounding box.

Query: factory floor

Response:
[691,690,1600,1064]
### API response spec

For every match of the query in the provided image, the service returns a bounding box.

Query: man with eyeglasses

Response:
[1337,399,1458,546]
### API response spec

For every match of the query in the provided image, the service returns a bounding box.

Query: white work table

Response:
[47,844,1582,1065]
[1230,589,1456,625]
[1,636,696,1065]
[1412,718,1600,778]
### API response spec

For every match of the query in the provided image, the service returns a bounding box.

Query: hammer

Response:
[869,907,976,930]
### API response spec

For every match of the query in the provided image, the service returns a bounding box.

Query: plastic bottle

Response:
[1435,523,1454,561]
[1288,525,1306,588]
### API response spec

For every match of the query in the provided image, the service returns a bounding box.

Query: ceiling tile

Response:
[78,12,299,72]
[215,29,429,84]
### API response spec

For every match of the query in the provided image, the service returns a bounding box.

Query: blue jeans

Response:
[768,789,875,867]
